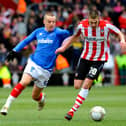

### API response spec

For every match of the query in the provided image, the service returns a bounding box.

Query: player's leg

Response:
[0,73,33,115]
[65,59,87,120]
[0,59,35,115]
[69,78,93,113]
[32,85,46,111]
[65,60,105,120]
[65,78,92,120]
[69,61,104,115]
[31,62,51,111]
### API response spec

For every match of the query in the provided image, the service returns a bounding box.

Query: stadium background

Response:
[0,0,126,87]
[0,1,126,126]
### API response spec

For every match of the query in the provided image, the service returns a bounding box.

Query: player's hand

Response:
[120,42,126,53]
[120,42,126,47]
[55,47,65,54]
[6,50,17,62]
[120,39,125,44]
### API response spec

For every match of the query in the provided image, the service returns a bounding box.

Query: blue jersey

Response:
[13,27,70,71]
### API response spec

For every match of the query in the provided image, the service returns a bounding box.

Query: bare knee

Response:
[74,79,83,89]
[74,84,81,89]
[82,78,93,89]
[19,73,33,87]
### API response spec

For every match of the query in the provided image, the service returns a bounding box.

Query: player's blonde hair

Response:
[44,12,56,19]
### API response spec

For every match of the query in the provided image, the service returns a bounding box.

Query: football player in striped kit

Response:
[55,10,125,121]
[0,12,70,116]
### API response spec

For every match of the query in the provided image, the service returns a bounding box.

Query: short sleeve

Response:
[106,23,120,34]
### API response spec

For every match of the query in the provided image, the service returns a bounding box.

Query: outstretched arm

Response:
[118,31,126,51]
[118,31,125,43]
[107,23,125,43]
[55,35,79,54]
[13,30,36,52]
[108,23,126,51]
[6,30,37,62]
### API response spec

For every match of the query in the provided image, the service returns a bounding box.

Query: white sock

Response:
[79,88,89,99]
[39,93,45,103]
[70,88,89,112]
[4,95,16,108]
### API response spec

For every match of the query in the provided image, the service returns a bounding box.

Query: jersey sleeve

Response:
[106,23,121,34]
[74,23,82,37]
[13,29,37,52]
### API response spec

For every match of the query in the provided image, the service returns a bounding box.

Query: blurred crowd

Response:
[0,0,126,87]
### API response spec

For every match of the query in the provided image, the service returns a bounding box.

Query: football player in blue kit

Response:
[0,12,70,115]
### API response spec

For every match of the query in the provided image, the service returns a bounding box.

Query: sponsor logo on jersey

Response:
[38,39,53,44]
[85,37,104,41]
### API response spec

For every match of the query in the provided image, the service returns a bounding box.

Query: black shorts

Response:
[74,59,105,80]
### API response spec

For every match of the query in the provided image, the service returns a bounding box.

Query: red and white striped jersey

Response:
[74,19,120,61]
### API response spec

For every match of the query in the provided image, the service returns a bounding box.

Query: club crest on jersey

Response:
[100,29,104,34]
[39,33,43,36]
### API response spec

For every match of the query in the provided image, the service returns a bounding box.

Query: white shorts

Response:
[24,59,52,88]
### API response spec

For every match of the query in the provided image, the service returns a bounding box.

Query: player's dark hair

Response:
[88,10,99,19]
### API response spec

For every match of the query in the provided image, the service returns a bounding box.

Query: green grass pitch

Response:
[0,85,126,126]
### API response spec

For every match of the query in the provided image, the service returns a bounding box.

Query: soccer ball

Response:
[90,106,106,121]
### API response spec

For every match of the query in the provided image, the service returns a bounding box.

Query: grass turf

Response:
[0,85,126,126]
